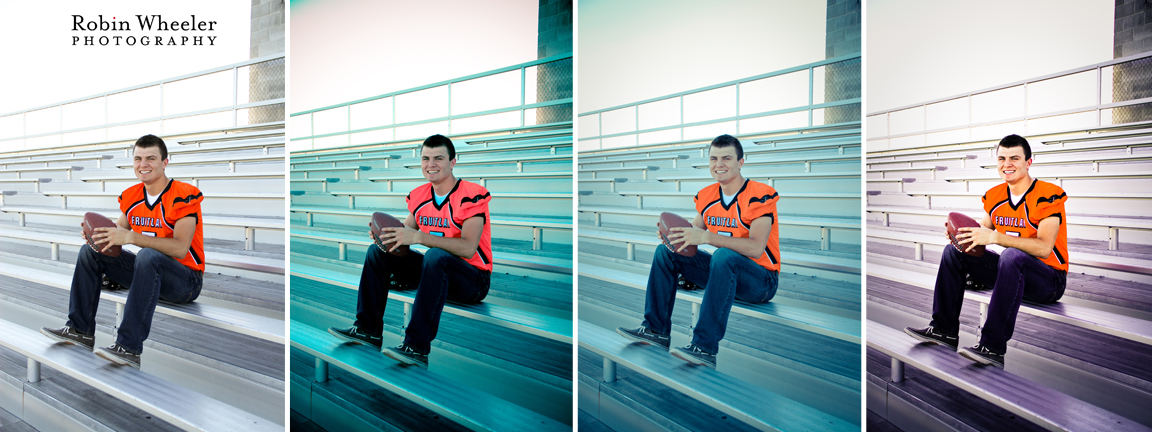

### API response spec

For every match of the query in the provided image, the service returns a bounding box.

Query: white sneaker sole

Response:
[39,328,94,350]
[958,348,1003,368]
[95,349,140,369]
[671,349,715,368]
[615,328,670,350]
[383,349,428,368]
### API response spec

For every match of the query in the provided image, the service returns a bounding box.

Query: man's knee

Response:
[711,248,742,269]
[134,248,166,268]
[422,248,453,267]
[999,248,1029,267]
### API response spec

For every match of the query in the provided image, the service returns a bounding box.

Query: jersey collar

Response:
[144,179,173,211]
[1006,179,1036,211]
[432,179,461,211]
[719,179,749,211]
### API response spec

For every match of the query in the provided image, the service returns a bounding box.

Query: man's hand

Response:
[379,226,423,253]
[667,226,711,254]
[92,227,135,254]
[956,226,997,253]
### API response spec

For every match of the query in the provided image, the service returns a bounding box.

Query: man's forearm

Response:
[129,232,192,258]
[706,232,765,259]
[417,232,479,258]
[992,232,1053,258]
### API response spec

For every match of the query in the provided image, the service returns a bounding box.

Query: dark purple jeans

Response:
[930,246,1066,354]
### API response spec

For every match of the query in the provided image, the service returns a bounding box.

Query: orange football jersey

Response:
[694,179,781,271]
[407,179,493,272]
[118,180,205,272]
[982,180,1069,271]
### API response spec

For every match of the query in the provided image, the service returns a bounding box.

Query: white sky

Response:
[0,0,250,116]
[867,0,1113,113]
[290,0,538,113]
[578,0,827,113]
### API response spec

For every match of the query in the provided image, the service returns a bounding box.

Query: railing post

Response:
[315,358,328,383]
[891,358,904,383]
[27,358,40,383]
[603,358,617,383]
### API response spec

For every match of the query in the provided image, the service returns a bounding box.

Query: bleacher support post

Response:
[116,303,125,327]
[27,358,40,383]
[690,302,700,334]
[914,243,923,261]
[315,358,328,383]
[603,358,617,383]
[51,243,59,261]
[1110,228,1120,251]
[626,243,635,261]
[533,228,543,250]
[890,358,904,383]
[246,228,256,251]
[821,227,831,250]
[338,243,347,261]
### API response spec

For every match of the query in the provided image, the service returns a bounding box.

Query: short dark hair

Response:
[134,134,168,160]
[709,134,743,160]
[422,134,455,160]
[998,134,1031,160]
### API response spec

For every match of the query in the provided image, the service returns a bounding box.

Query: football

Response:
[657,212,697,257]
[369,212,409,256]
[945,212,985,257]
[82,212,121,257]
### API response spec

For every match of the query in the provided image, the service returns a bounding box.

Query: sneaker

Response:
[95,344,141,369]
[959,344,1005,368]
[616,326,671,350]
[328,326,383,349]
[40,326,95,350]
[383,344,429,368]
[904,326,959,350]
[671,344,717,368]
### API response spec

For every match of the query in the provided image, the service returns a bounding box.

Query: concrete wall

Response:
[825,0,861,125]
[249,0,285,125]
[1113,0,1152,124]
[537,0,573,125]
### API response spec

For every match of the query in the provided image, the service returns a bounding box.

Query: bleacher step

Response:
[579,276,861,390]
[867,321,1146,431]
[289,348,472,432]
[290,321,568,431]
[577,349,762,432]
[866,347,1048,432]
[579,320,856,431]
[0,318,280,432]
[290,276,572,388]
[0,345,184,432]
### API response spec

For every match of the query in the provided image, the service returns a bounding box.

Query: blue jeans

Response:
[354,246,490,354]
[67,246,203,354]
[930,246,1066,354]
[642,247,779,354]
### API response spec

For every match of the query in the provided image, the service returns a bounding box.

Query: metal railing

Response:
[577,54,861,152]
[0,54,285,151]
[866,51,1152,152]
[289,53,573,151]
